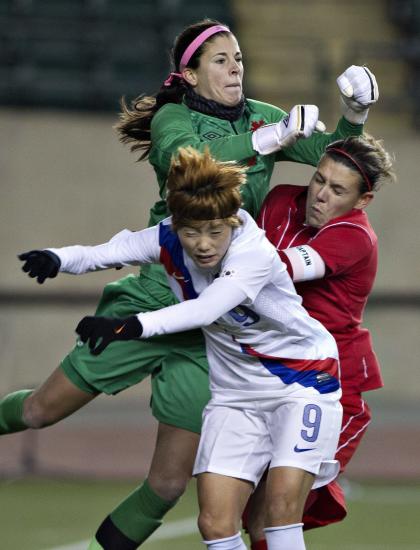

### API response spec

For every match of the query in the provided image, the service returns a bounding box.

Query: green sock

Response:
[109,479,179,544]
[0,390,33,434]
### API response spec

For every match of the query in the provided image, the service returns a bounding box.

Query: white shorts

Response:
[193,394,342,489]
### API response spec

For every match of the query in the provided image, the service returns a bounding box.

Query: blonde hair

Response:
[166,147,246,230]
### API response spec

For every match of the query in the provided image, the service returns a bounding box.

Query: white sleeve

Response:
[138,277,247,337]
[48,227,160,275]
[282,245,326,282]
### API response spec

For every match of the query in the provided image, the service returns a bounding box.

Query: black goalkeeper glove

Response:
[18,249,61,284]
[75,315,143,355]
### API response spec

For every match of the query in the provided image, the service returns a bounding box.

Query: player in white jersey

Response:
[22,147,342,550]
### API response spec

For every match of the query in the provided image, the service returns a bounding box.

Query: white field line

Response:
[48,485,420,550]
[48,516,197,550]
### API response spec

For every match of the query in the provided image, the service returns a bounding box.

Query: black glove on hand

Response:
[75,315,143,355]
[18,250,61,284]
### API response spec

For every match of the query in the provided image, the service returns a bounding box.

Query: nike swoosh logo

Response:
[294,445,315,453]
[114,324,126,335]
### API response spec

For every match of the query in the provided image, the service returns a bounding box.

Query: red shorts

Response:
[303,392,372,530]
[242,392,372,532]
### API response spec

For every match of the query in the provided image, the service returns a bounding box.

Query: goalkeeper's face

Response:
[305,157,373,228]
[186,33,244,107]
[178,219,233,269]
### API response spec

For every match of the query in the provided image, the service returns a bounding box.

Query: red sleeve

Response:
[257,185,301,231]
[309,223,374,275]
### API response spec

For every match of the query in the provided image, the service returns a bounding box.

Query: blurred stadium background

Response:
[1,0,420,548]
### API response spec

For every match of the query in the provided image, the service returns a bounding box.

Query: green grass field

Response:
[1,477,419,549]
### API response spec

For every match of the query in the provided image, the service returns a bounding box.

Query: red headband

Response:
[326,147,373,191]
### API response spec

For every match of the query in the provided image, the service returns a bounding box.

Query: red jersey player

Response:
[245,134,395,549]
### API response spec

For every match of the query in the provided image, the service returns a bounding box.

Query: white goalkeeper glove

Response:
[337,65,379,124]
[251,104,326,156]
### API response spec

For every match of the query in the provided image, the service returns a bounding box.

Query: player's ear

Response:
[182,68,197,87]
[355,192,374,210]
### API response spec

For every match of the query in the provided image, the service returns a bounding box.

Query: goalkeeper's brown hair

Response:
[166,147,247,230]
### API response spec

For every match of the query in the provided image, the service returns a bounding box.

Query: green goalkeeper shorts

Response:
[61,272,211,434]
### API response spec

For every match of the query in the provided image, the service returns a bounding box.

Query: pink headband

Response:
[163,24,230,87]
[326,147,373,191]
[179,24,230,70]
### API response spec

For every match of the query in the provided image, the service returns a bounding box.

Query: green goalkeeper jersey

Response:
[143,98,362,287]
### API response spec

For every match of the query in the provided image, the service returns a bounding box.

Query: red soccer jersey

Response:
[258,184,383,393]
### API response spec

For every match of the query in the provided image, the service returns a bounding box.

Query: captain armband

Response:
[281,245,326,282]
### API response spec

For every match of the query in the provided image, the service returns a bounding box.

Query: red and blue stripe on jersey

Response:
[240,343,340,394]
[159,222,198,300]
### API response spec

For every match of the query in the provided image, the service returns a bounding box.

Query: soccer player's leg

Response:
[260,394,342,549]
[195,404,264,549]
[264,466,315,550]
[302,392,371,530]
[0,366,96,435]
[0,275,144,435]
[93,423,201,549]
[89,327,211,548]
[198,472,251,549]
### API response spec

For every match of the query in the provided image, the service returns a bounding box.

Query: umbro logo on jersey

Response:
[294,445,315,453]
[202,131,222,140]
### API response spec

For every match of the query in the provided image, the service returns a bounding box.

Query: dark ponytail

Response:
[115,18,228,161]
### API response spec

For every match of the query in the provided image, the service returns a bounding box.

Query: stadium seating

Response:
[0,0,233,110]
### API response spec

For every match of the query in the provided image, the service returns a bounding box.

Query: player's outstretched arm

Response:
[18,250,61,284]
[76,277,248,355]
[18,227,161,279]
[337,65,379,124]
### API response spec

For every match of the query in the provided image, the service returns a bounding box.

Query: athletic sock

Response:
[203,532,247,549]
[94,516,138,550]
[264,523,305,549]
[251,540,268,550]
[94,479,178,548]
[0,390,33,434]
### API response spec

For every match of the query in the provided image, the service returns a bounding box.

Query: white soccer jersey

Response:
[51,210,339,402]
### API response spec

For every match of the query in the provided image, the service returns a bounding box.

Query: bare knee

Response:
[147,424,199,501]
[198,509,237,540]
[266,491,302,526]
[265,468,314,526]
[148,468,191,501]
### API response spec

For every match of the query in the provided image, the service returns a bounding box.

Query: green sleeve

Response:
[149,103,255,174]
[275,117,364,167]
